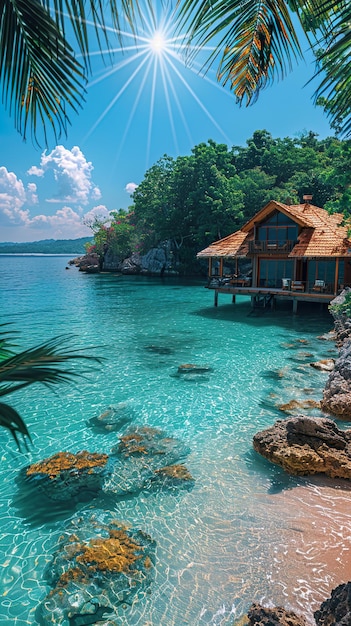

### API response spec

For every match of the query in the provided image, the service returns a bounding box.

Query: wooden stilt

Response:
[232,294,236,304]
[293,298,298,314]
[214,291,218,307]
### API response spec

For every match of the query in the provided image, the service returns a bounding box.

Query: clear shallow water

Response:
[0,256,350,625]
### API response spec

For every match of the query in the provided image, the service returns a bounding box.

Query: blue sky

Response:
[0,3,334,242]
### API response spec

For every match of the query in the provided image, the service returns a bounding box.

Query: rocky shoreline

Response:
[245,290,351,626]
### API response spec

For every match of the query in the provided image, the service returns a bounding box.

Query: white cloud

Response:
[0,167,32,225]
[125,182,138,194]
[37,145,101,204]
[83,205,112,228]
[29,206,93,239]
[27,165,44,177]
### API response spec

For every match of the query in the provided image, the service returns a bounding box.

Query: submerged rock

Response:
[253,415,351,478]
[105,426,192,495]
[87,404,134,432]
[314,581,351,625]
[278,399,321,413]
[310,358,335,371]
[177,364,213,374]
[36,511,156,625]
[24,451,109,501]
[247,603,306,626]
[21,427,193,504]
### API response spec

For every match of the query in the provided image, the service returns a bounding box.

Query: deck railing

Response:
[248,240,296,254]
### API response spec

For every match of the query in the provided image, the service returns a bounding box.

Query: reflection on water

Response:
[0,257,349,625]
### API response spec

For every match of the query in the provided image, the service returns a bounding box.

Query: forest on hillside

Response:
[88,130,351,274]
[0,238,92,254]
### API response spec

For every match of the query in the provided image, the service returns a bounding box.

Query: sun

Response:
[85,3,233,166]
[149,31,166,54]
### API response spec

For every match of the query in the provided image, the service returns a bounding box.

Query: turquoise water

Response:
[0,256,349,625]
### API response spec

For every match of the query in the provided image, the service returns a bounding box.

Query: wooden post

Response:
[214,291,218,307]
[209,258,212,277]
[232,294,236,304]
[219,258,223,277]
[334,257,339,294]
[293,298,298,314]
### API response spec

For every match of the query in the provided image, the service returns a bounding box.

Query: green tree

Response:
[0,325,102,450]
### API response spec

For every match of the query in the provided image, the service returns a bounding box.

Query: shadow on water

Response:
[245,448,351,495]
[192,298,333,332]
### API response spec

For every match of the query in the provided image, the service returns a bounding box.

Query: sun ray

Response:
[159,57,179,154]
[84,51,152,141]
[115,56,155,163]
[162,59,194,147]
[146,57,159,168]
[164,50,234,145]
[88,48,149,87]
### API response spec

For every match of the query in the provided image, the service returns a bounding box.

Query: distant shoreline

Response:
[0,253,80,257]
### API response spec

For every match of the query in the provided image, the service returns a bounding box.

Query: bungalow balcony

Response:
[208,276,341,295]
[248,240,297,254]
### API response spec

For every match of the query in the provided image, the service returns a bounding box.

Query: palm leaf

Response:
[42,0,146,69]
[0,330,103,450]
[0,0,86,145]
[0,402,31,451]
[310,2,351,136]
[176,0,303,105]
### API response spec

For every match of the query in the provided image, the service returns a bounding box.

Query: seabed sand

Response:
[257,480,351,624]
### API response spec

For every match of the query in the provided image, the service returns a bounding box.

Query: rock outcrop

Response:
[322,339,351,419]
[314,582,351,625]
[246,603,306,626]
[321,289,351,418]
[253,415,351,478]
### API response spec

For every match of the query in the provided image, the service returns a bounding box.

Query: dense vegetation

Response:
[89,129,351,275]
[0,238,92,254]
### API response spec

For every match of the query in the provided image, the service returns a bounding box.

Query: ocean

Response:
[0,255,350,625]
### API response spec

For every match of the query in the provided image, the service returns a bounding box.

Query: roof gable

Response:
[241,200,315,231]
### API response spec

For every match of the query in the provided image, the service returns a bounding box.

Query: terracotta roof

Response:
[197,200,351,259]
[197,230,250,258]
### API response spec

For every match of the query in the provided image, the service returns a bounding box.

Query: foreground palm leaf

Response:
[0,0,145,145]
[177,0,302,106]
[0,0,86,145]
[0,327,103,450]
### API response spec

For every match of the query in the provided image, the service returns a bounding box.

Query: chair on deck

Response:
[281,278,290,290]
[312,279,326,292]
[291,281,305,291]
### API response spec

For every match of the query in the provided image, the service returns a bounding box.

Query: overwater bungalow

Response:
[197,197,351,312]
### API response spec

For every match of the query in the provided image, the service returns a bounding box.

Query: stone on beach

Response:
[314,581,351,626]
[253,415,351,478]
[246,603,307,626]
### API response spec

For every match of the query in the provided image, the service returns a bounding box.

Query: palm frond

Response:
[176,0,303,105]
[0,0,86,145]
[0,402,31,451]
[42,0,148,69]
[0,330,104,450]
[310,2,351,136]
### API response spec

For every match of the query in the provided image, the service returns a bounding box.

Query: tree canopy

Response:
[89,130,351,274]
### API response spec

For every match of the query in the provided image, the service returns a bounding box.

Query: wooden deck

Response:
[206,283,335,312]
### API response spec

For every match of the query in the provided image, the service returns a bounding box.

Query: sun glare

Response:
[85,3,233,166]
[150,32,165,54]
